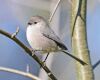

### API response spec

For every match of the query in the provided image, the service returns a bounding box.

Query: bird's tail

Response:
[62,50,87,65]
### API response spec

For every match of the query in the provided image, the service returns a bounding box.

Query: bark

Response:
[71,0,94,80]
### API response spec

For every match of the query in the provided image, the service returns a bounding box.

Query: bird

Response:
[26,16,86,65]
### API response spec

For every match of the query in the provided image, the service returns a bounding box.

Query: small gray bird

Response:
[26,16,86,65]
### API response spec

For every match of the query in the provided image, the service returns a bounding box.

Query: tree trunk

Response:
[71,0,94,80]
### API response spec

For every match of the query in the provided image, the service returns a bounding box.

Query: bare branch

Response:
[49,0,73,22]
[0,29,57,80]
[93,59,100,70]
[49,0,61,22]
[71,0,82,37]
[0,66,41,80]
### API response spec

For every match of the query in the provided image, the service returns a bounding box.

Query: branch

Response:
[71,0,82,37]
[49,0,61,22]
[0,29,57,80]
[0,66,41,80]
[93,59,100,70]
[11,27,19,38]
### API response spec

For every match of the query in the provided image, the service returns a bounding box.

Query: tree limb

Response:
[0,29,57,80]
[0,66,41,80]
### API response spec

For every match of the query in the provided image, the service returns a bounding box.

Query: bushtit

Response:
[26,16,86,65]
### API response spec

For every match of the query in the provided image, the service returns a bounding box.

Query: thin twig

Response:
[49,0,61,22]
[49,0,73,22]
[93,59,100,70]
[11,27,19,38]
[0,66,41,80]
[0,29,57,80]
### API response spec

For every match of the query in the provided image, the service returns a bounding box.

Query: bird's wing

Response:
[42,27,68,50]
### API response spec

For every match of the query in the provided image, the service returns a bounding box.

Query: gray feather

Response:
[42,27,68,50]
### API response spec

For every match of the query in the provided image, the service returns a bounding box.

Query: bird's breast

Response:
[26,27,58,53]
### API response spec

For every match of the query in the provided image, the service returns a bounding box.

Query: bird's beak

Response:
[28,22,32,25]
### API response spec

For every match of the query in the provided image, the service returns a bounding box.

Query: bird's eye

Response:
[34,22,37,24]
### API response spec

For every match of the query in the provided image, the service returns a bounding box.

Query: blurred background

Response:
[0,0,100,80]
